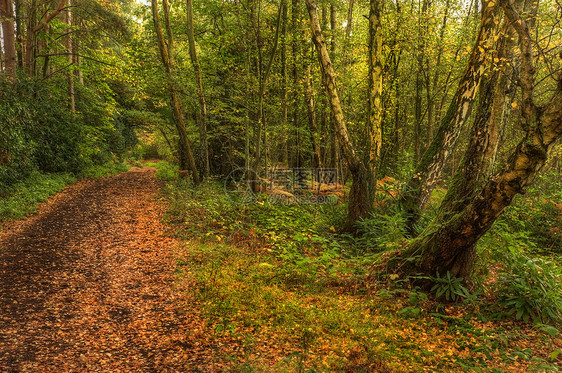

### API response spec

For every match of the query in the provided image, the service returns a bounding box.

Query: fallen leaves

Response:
[0,169,231,372]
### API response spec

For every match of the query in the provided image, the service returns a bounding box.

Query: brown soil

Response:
[0,169,223,372]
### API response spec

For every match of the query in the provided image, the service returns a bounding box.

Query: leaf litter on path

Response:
[0,168,233,372]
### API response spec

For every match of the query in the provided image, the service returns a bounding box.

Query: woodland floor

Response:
[1,167,560,373]
[0,168,229,372]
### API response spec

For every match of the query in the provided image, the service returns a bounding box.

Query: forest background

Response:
[1,0,561,370]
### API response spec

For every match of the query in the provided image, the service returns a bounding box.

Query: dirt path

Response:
[0,169,218,372]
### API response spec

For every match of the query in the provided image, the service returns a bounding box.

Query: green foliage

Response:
[355,210,407,253]
[0,79,137,190]
[496,170,562,256]
[80,162,129,179]
[146,160,178,181]
[0,171,76,221]
[427,271,470,302]
[495,253,562,325]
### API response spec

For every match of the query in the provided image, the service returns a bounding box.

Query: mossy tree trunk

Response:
[401,0,501,233]
[401,0,562,279]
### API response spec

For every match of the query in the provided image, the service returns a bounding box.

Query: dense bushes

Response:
[0,78,137,191]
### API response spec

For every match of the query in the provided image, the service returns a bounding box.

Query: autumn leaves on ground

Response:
[0,167,559,372]
[0,168,229,372]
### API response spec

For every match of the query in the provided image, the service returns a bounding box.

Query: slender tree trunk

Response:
[303,48,322,169]
[414,74,422,163]
[24,0,66,76]
[252,0,283,181]
[1,0,17,78]
[151,0,200,183]
[281,0,289,165]
[401,0,502,232]
[368,0,384,176]
[186,0,210,178]
[64,1,75,112]
[0,30,4,72]
[245,48,251,172]
[305,0,372,230]
[14,0,22,69]
[426,0,451,145]
[291,0,301,168]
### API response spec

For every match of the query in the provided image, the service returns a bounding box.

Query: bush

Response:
[495,252,562,325]
[80,162,129,179]
[498,170,562,255]
[355,210,407,253]
[0,78,137,190]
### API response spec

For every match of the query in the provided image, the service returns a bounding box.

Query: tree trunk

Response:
[281,0,289,165]
[1,0,17,78]
[401,0,562,279]
[151,0,200,184]
[186,0,210,178]
[438,18,517,217]
[251,0,282,185]
[304,0,373,230]
[64,1,75,112]
[14,0,22,69]
[367,0,383,174]
[303,48,322,169]
[291,0,301,168]
[24,0,66,76]
[401,0,501,232]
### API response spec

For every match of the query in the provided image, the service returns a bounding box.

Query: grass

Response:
[0,171,77,221]
[0,162,129,223]
[145,160,178,181]
[158,163,562,372]
[80,162,129,179]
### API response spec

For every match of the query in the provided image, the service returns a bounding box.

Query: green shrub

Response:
[149,160,179,181]
[496,253,562,325]
[498,170,562,255]
[0,78,137,190]
[355,210,407,253]
[428,271,470,302]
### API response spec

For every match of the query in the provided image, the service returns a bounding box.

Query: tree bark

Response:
[304,0,373,230]
[401,0,502,232]
[281,0,289,165]
[367,0,384,174]
[1,0,17,78]
[303,48,322,169]
[64,1,75,112]
[401,0,562,280]
[291,0,301,168]
[151,0,200,184]
[186,0,210,178]
[251,0,283,184]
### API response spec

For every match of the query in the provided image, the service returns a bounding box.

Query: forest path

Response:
[0,168,215,372]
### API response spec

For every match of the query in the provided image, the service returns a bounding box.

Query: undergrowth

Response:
[159,163,562,372]
[0,171,76,221]
[0,162,129,223]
